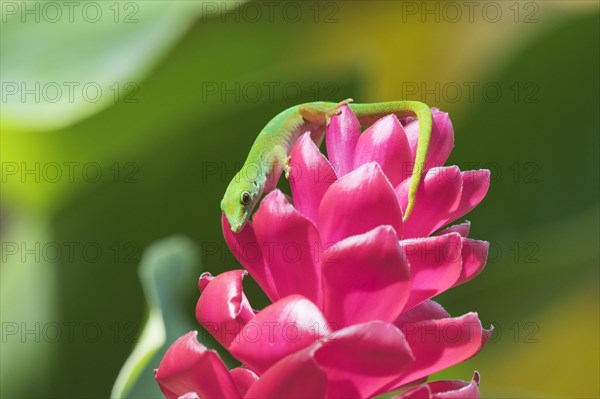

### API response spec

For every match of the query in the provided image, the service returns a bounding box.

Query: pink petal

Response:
[228,295,330,374]
[399,372,480,399]
[438,221,471,237]
[395,386,433,399]
[177,393,200,399]
[392,313,488,387]
[404,111,454,171]
[229,367,258,396]
[244,346,327,399]
[434,227,489,287]
[395,300,450,325]
[353,114,413,186]
[400,233,463,311]
[222,214,278,301]
[195,271,254,348]
[320,162,403,246]
[322,226,411,328]
[454,239,489,286]
[427,373,480,399]
[314,321,415,398]
[445,170,490,226]
[155,331,241,399]
[289,133,338,227]
[247,321,416,399]
[397,166,462,239]
[253,190,323,306]
[326,104,361,177]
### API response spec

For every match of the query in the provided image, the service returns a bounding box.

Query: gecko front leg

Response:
[271,144,291,179]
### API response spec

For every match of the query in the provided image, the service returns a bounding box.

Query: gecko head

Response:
[221,172,262,233]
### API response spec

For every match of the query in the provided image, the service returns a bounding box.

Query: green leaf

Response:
[0,1,229,132]
[110,235,200,399]
[0,212,59,398]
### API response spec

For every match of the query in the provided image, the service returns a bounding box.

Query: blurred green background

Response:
[1,1,598,398]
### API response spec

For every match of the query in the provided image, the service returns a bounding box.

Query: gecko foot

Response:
[324,98,354,125]
[336,98,354,108]
[332,98,354,114]
[283,157,291,179]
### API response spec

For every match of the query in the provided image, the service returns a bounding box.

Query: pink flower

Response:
[155,106,491,398]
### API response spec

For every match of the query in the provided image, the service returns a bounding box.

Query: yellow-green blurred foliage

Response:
[1,1,598,397]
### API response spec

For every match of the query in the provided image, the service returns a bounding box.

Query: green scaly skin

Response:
[221,100,433,233]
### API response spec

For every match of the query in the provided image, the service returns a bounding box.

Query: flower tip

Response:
[198,272,214,292]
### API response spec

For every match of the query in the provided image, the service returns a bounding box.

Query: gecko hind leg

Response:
[335,98,354,110]
[299,98,354,126]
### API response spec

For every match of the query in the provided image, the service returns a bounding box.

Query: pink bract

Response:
[156,106,491,398]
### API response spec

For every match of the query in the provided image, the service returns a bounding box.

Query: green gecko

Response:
[221,99,433,233]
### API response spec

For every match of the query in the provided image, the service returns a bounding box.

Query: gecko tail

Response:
[347,100,433,221]
[403,101,433,222]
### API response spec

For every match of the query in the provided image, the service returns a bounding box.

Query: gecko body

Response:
[221,100,433,233]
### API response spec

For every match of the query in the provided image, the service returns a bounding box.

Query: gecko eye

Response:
[241,191,252,205]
